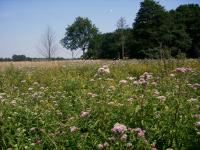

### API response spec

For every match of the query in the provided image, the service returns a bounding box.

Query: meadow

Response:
[0,59,200,150]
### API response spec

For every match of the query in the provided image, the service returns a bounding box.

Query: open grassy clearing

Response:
[0,59,200,150]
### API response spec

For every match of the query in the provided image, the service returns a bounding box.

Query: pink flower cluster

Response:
[134,128,145,137]
[188,83,200,90]
[195,122,200,128]
[192,114,200,119]
[97,65,110,75]
[175,67,192,73]
[133,72,152,85]
[111,123,127,134]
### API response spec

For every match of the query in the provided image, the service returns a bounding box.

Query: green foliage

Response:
[0,60,200,149]
[61,17,98,55]
[174,4,200,57]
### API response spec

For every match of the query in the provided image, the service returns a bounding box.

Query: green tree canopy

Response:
[61,17,98,57]
[131,0,192,58]
[174,4,200,57]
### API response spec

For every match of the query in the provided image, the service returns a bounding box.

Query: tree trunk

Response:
[82,48,85,56]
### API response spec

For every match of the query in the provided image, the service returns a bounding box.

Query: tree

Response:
[12,55,26,61]
[174,4,200,57]
[61,17,98,58]
[98,32,120,59]
[132,0,169,58]
[116,17,128,59]
[38,26,58,60]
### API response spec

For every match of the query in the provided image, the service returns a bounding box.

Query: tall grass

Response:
[0,59,200,149]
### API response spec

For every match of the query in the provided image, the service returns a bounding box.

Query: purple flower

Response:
[111,123,127,134]
[175,67,192,73]
[195,122,200,127]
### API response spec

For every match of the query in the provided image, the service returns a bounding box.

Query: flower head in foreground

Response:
[97,65,110,75]
[175,67,192,73]
[70,126,78,132]
[112,123,127,134]
[119,80,128,85]
[134,128,145,137]
[194,122,200,128]
[80,111,90,118]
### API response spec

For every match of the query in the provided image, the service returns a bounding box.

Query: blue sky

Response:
[0,0,200,58]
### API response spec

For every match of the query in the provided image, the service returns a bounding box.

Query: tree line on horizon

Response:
[1,0,199,61]
[61,0,200,59]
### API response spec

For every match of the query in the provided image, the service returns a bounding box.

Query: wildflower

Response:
[127,98,133,104]
[192,114,200,119]
[153,89,160,96]
[112,123,127,134]
[90,79,95,82]
[120,134,128,141]
[127,76,136,81]
[134,128,145,137]
[187,98,197,103]
[103,142,109,147]
[157,96,166,102]
[98,65,110,75]
[137,130,145,137]
[151,143,157,150]
[109,86,115,91]
[175,67,192,73]
[107,102,115,106]
[194,122,200,128]
[35,139,41,144]
[80,111,90,118]
[30,127,36,132]
[87,92,97,98]
[97,144,104,149]
[190,83,200,90]
[151,81,157,86]
[170,73,175,77]
[33,82,39,86]
[21,80,26,83]
[70,126,78,132]
[10,100,17,106]
[126,142,133,148]
[28,87,33,91]
[119,80,128,85]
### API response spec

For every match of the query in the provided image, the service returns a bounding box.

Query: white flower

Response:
[10,100,17,106]
[80,111,90,118]
[70,126,78,132]
[187,98,197,103]
[157,96,166,102]
[28,87,33,91]
[97,65,110,75]
[119,80,128,85]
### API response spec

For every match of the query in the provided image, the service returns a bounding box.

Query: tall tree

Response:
[116,17,128,59]
[61,17,98,58]
[132,0,169,58]
[38,26,58,60]
[174,4,200,57]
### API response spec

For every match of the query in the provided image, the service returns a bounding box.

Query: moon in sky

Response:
[109,9,113,13]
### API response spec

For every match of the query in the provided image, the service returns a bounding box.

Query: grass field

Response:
[0,59,200,150]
